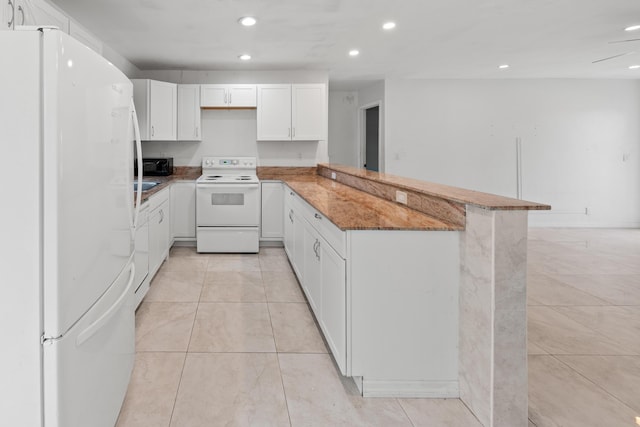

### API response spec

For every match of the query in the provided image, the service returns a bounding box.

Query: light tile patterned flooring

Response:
[117,228,640,427]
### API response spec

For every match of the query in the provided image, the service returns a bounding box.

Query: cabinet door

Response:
[2,1,10,30]
[283,206,294,258]
[148,209,162,278]
[158,202,171,261]
[228,85,257,107]
[292,209,305,280]
[261,182,284,239]
[302,222,321,313]
[69,20,102,54]
[149,80,177,140]
[177,85,201,141]
[200,84,227,107]
[149,200,170,279]
[171,182,196,239]
[257,84,292,141]
[319,238,346,374]
[292,84,326,141]
[18,0,69,32]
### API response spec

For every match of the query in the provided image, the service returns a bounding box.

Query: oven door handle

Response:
[197,183,260,190]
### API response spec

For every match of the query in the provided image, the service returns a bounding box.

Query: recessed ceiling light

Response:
[625,24,640,32]
[349,49,360,57]
[238,16,256,26]
[629,64,640,69]
[239,54,251,61]
[498,64,510,69]
[382,22,396,30]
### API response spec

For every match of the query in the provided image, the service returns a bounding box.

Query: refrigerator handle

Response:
[131,98,143,231]
[76,263,136,346]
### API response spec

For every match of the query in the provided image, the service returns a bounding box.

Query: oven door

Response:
[196,183,260,226]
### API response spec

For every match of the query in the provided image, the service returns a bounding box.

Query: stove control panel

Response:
[202,157,256,169]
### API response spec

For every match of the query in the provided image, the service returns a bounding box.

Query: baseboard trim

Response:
[361,379,459,398]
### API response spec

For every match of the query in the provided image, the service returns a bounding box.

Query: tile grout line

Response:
[166,256,207,427]
[262,260,294,426]
[549,354,640,417]
[395,399,417,427]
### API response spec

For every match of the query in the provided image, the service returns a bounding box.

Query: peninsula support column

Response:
[459,205,529,427]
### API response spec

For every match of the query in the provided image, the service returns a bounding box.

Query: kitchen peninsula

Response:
[258,164,550,427]
[140,163,548,427]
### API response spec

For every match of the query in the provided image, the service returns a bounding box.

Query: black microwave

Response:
[135,157,173,176]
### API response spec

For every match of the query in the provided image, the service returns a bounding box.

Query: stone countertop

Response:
[135,167,200,205]
[320,164,551,211]
[280,175,462,231]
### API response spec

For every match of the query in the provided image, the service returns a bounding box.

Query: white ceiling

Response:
[52,0,640,85]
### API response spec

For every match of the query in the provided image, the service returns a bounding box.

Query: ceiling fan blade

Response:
[592,52,634,63]
[608,38,640,44]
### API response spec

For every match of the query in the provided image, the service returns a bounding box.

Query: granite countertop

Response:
[135,167,200,205]
[280,175,462,231]
[320,164,551,211]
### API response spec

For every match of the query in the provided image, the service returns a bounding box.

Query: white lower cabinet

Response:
[148,189,171,279]
[318,237,346,374]
[283,184,460,397]
[260,181,284,240]
[171,181,196,240]
[302,221,322,313]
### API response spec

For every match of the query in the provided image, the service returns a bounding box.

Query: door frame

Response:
[358,101,384,172]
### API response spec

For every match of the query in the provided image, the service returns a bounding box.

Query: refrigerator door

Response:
[43,260,136,427]
[41,29,135,337]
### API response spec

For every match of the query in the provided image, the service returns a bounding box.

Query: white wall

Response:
[139,69,329,167]
[328,91,359,166]
[358,81,386,171]
[384,79,640,227]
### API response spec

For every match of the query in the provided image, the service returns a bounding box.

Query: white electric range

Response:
[196,156,260,253]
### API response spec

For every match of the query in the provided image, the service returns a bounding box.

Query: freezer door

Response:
[41,29,135,337]
[43,261,136,427]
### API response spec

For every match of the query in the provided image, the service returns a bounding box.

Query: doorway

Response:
[364,106,379,171]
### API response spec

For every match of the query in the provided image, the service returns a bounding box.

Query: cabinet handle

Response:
[288,128,291,137]
[151,125,155,137]
[314,213,322,220]
[17,4,23,25]
[229,92,232,104]
[195,126,199,137]
[159,209,164,223]
[289,209,293,223]
[313,239,320,260]
[7,0,14,28]
[224,91,228,104]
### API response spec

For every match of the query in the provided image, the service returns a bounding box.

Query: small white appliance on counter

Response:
[196,156,260,253]
[0,27,143,426]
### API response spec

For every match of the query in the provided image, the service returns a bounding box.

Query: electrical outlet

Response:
[331,172,336,180]
[396,190,407,205]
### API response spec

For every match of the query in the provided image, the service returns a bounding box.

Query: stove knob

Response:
[233,160,239,165]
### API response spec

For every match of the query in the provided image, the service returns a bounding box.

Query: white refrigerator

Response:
[0,28,142,426]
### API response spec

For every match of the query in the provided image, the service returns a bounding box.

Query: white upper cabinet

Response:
[257,85,292,140]
[16,0,69,32]
[292,84,326,141]
[257,83,326,141]
[132,79,178,141]
[177,84,201,141]
[200,84,256,108]
[68,20,102,55]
